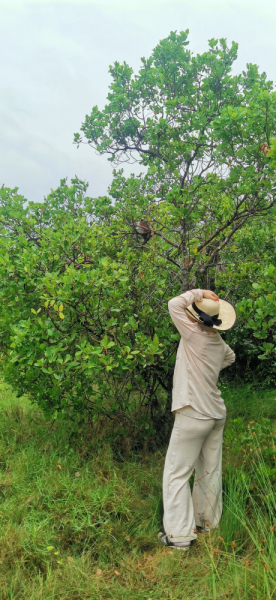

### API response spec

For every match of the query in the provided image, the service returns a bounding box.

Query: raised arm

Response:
[168,289,203,338]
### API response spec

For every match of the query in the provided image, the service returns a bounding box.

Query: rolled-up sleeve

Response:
[168,289,203,338]
[221,344,235,370]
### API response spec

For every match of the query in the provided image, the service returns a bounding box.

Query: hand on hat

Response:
[202,290,219,302]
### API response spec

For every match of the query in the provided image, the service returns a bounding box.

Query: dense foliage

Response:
[231,264,276,383]
[213,223,276,381]
[0,181,178,433]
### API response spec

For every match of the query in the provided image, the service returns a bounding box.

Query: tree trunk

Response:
[182,257,190,292]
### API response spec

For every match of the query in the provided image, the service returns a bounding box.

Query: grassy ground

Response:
[0,382,276,599]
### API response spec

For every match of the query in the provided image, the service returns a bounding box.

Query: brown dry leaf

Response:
[114,570,120,576]
[125,536,131,542]
[96,569,102,576]
[75,472,81,478]
[57,464,62,470]
[67,556,73,563]
[139,272,144,279]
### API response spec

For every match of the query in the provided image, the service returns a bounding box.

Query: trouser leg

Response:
[192,417,226,530]
[162,412,216,542]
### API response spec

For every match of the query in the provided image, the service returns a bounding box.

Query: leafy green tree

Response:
[0,181,179,434]
[75,31,276,291]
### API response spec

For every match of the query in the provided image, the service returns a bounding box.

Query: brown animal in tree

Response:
[134,220,152,244]
[260,142,270,156]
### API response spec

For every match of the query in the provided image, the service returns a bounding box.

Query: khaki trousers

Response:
[162,409,226,542]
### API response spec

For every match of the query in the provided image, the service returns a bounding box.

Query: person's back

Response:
[159,288,236,551]
[168,290,235,418]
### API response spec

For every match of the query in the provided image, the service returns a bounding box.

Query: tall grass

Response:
[0,381,276,599]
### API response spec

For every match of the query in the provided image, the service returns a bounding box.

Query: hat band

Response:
[192,303,222,328]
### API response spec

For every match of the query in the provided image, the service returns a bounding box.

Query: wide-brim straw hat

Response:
[185,298,236,331]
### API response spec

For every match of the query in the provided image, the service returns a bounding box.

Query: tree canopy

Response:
[75,31,276,290]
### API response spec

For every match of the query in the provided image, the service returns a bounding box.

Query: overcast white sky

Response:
[1,0,276,203]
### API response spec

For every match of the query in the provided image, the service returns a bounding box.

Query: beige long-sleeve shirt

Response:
[168,289,235,419]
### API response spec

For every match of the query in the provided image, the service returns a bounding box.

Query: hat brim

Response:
[185,299,236,331]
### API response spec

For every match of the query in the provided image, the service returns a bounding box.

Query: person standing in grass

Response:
[159,288,236,551]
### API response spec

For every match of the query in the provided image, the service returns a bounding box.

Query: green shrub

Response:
[0,182,178,434]
[226,264,276,385]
